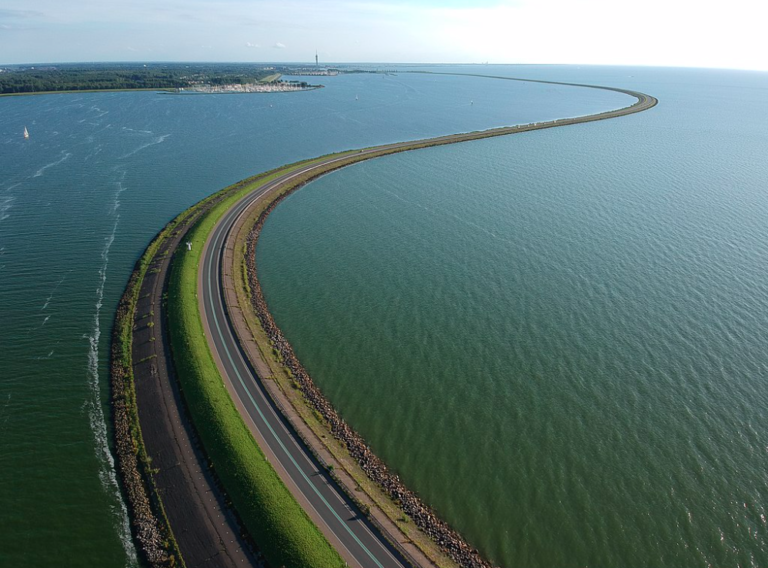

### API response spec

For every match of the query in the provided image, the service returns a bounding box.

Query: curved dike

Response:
[215,76,656,567]
[116,73,656,568]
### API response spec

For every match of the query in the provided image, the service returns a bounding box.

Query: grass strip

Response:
[111,160,336,566]
[166,166,347,568]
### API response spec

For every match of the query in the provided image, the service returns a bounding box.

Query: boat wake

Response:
[119,133,171,159]
[33,350,55,361]
[0,194,14,223]
[41,273,68,311]
[84,175,137,567]
[89,105,110,119]
[33,151,72,178]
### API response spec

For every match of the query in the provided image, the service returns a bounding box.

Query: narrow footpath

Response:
[131,208,259,568]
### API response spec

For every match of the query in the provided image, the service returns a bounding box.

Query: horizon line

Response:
[2,60,767,73]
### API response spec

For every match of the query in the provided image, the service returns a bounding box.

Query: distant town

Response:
[179,80,320,94]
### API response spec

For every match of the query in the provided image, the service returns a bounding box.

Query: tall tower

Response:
[315,51,319,67]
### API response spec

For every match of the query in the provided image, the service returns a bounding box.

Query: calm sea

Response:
[1,66,763,567]
[257,66,768,568]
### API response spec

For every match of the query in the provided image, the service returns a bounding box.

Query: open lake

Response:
[1,66,766,567]
[258,66,768,568]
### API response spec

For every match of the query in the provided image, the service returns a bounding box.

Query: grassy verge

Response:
[111,158,345,567]
[166,164,348,568]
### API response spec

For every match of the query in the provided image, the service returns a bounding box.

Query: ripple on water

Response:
[257,73,768,567]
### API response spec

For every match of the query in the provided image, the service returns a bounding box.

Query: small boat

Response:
[23,126,29,139]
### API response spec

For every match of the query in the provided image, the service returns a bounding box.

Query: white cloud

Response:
[245,41,259,48]
[273,42,286,49]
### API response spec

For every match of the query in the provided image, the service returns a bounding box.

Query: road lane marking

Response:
[205,220,389,568]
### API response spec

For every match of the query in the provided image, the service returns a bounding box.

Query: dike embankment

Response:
[111,251,179,567]
[115,72,656,568]
[111,175,289,568]
[222,79,656,568]
[111,203,203,568]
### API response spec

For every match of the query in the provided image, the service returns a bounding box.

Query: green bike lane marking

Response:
[204,200,387,568]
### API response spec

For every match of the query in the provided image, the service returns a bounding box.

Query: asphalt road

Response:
[194,81,657,568]
[200,153,415,568]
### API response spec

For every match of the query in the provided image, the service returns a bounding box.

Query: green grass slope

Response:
[166,172,345,568]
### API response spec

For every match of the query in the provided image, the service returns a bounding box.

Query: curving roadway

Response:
[195,77,657,568]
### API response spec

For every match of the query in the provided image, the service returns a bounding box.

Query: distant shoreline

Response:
[171,85,323,95]
[0,63,299,98]
[0,86,323,98]
[0,87,176,97]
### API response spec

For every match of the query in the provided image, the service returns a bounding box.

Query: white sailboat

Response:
[23,126,29,139]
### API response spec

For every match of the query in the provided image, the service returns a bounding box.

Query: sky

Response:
[0,0,766,70]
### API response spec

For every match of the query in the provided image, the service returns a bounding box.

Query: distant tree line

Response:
[0,63,280,94]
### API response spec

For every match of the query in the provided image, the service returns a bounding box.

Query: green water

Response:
[257,67,768,567]
[0,69,630,566]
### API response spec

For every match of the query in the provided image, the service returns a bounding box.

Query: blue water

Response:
[0,69,628,567]
[257,66,768,568]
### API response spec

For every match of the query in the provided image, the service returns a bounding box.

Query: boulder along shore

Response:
[111,260,175,567]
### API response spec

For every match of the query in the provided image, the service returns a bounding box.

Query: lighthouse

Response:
[315,51,319,67]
